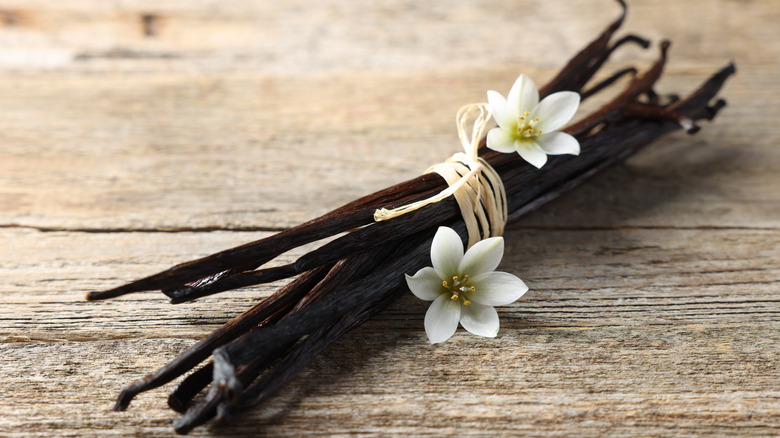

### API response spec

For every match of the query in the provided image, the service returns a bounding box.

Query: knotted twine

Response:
[374,103,508,248]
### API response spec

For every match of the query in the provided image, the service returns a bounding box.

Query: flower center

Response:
[516,111,541,138]
[442,274,475,306]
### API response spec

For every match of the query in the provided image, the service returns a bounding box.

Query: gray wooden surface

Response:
[1,1,778,436]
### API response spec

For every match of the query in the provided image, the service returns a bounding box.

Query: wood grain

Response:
[0,0,778,436]
[2,326,778,437]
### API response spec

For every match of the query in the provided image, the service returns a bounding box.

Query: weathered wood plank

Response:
[0,1,775,73]
[2,227,777,341]
[0,0,776,231]
[1,325,778,437]
[0,65,777,230]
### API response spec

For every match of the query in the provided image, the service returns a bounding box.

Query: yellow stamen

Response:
[442,280,448,287]
[470,286,476,291]
[450,294,458,301]
[463,300,471,306]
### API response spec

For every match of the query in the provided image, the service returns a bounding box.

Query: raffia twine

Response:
[374,103,507,248]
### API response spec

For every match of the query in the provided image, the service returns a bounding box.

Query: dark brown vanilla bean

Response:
[172,226,447,433]
[176,284,409,434]
[580,66,638,99]
[86,173,444,301]
[166,197,460,303]
[87,1,735,433]
[170,232,434,431]
[168,362,214,413]
[543,0,630,93]
[113,264,334,411]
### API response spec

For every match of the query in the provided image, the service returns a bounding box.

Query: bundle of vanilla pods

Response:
[87,1,735,434]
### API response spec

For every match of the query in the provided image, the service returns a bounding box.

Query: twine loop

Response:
[374,103,508,248]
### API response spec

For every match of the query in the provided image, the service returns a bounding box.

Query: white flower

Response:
[486,74,581,169]
[405,226,528,344]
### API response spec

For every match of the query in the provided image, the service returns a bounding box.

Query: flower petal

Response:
[535,131,580,156]
[431,226,464,280]
[532,91,580,133]
[459,302,499,338]
[425,294,461,343]
[507,74,539,115]
[486,127,517,153]
[469,271,529,306]
[486,90,514,129]
[515,139,548,169]
[405,267,444,301]
[458,236,504,277]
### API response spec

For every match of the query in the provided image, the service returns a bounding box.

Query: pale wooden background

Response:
[1,1,778,436]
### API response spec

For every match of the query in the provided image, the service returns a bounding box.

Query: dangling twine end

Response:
[372,174,473,222]
[373,208,392,222]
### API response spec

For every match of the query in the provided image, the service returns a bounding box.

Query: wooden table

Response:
[1,1,778,436]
